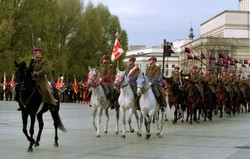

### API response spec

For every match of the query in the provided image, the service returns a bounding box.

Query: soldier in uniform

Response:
[218,70,233,103]
[203,68,216,93]
[182,65,204,101]
[171,66,181,84]
[124,56,140,110]
[146,56,166,111]
[98,55,115,108]
[28,48,57,109]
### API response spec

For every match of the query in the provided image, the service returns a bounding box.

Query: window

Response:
[165,64,168,68]
[172,64,175,68]
[165,71,168,76]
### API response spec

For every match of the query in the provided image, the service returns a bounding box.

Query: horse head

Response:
[15,61,27,92]
[87,66,100,87]
[114,68,127,89]
[136,73,150,96]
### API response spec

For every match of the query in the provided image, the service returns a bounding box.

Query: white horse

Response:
[114,69,142,138]
[87,67,119,137]
[136,74,165,139]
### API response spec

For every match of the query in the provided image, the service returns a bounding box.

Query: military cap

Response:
[34,48,41,53]
[129,56,136,62]
[148,56,157,61]
[101,55,110,60]
[174,66,180,70]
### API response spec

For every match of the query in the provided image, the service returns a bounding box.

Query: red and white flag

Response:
[56,76,64,90]
[9,74,15,90]
[111,32,124,62]
[3,72,7,90]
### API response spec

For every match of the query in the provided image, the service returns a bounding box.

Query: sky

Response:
[86,0,238,47]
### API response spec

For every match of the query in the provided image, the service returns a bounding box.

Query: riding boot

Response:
[160,95,167,112]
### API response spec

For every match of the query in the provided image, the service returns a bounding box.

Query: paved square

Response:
[0,101,250,159]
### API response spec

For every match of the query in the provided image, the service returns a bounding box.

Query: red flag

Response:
[194,55,199,60]
[219,53,225,59]
[9,74,15,90]
[185,47,191,53]
[73,76,78,94]
[56,76,63,90]
[3,72,7,90]
[187,54,193,60]
[111,32,124,62]
[244,59,249,64]
[209,55,216,60]
[230,61,236,66]
[227,56,233,61]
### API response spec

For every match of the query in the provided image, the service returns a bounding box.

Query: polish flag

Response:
[111,32,124,62]
[3,72,7,90]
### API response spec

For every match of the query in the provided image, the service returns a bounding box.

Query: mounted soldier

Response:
[17,48,58,111]
[98,55,116,108]
[125,56,141,110]
[146,56,166,111]
[203,68,216,94]
[218,70,233,103]
[171,66,181,84]
[181,65,204,101]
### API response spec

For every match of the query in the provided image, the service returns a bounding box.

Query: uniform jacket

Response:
[146,64,160,85]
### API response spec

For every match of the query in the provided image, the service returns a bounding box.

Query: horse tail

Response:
[55,112,67,132]
[50,106,67,132]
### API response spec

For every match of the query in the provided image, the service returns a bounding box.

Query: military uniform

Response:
[171,71,180,84]
[203,72,216,93]
[33,57,57,106]
[182,67,204,100]
[219,72,234,101]
[146,62,166,109]
[98,62,114,100]
[125,62,141,110]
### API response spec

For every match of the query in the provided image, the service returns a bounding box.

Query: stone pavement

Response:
[0,101,250,159]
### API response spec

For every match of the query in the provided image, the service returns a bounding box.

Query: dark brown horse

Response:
[186,82,201,124]
[164,77,186,124]
[215,82,232,118]
[202,82,216,121]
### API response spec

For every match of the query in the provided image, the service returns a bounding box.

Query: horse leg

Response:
[27,115,36,152]
[144,115,151,139]
[103,108,109,134]
[96,108,103,138]
[189,109,193,125]
[133,109,141,136]
[115,104,119,134]
[121,108,126,138]
[128,108,134,133]
[186,108,189,122]
[138,111,143,137]
[34,113,44,147]
[92,108,98,131]
[50,110,59,147]
[21,112,34,152]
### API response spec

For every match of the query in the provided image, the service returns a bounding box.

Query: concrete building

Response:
[180,0,250,73]
[125,46,179,76]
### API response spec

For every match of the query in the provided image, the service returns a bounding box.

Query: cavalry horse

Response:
[15,61,66,152]
[114,69,142,138]
[215,82,232,118]
[87,67,119,137]
[163,77,186,124]
[202,82,216,121]
[136,74,164,139]
[186,82,201,124]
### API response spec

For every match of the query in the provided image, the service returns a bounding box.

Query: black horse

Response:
[14,61,66,152]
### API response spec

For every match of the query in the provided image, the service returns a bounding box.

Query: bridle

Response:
[137,76,151,94]
[114,74,129,89]
[15,68,36,108]
[87,70,100,88]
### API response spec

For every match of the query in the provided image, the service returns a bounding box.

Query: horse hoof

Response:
[181,120,184,123]
[54,143,59,147]
[158,134,163,138]
[27,147,33,152]
[104,131,108,134]
[96,134,100,138]
[121,135,126,138]
[34,142,40,147]
[137,132,142,137]
[156,132,160,136]
[145,134,151,139]
[130,129,134,133]
[115,131,119,135]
